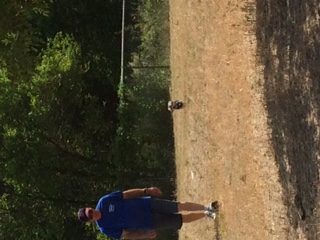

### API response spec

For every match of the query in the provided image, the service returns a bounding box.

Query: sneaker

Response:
[206,201,219,212]
[205,210,216,219]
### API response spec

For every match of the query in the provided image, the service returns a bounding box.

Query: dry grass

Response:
[169,0,320,239]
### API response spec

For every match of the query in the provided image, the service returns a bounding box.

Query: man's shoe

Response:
[205,210,216,219]
[206,201,219,212]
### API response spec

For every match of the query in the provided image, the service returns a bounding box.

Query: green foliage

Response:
[96,232,112,240]
[114,0,175,198]
[0,0,175,239]
[0,1,120,238]
[36,32,79,73]
[137,0,170,65]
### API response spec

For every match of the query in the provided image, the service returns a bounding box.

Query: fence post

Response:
[120,0,125,85]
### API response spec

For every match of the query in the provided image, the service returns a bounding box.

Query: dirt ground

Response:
[169,0,320,239]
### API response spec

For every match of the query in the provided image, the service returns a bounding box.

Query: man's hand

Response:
[123,187,162,199]
[146,187,162,197]
[146,230,157,239]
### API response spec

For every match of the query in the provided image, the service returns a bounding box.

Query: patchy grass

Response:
[170,0,320,239]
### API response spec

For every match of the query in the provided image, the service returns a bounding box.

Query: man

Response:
[78,187,218,239]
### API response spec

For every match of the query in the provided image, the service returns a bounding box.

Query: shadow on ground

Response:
[243,0,320,238]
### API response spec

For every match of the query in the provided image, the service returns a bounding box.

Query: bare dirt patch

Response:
[170,0,320,239]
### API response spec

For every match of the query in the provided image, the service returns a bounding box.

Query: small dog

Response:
[168,100,183,112]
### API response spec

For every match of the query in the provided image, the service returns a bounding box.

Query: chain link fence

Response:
[120,0,170,86]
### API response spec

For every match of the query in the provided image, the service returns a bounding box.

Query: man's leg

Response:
[178,202,206,212]
[153,213,183,230]
[181,212,206,223]
[151,199,218,213]
[153,212,214,231]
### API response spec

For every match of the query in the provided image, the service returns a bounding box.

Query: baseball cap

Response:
[78,208,90,222]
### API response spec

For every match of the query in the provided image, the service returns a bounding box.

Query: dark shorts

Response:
[150,198,182,230]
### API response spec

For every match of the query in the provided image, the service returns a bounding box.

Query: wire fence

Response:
[120,0,170,86]
[117,0,175,195]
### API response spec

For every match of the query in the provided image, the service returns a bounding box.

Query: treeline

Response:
[0,0,175,239]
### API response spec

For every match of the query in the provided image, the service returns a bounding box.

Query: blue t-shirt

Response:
[96,190,153,239]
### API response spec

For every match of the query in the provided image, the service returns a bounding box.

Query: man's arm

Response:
[122,187,162,199]
[121,230,157,239]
